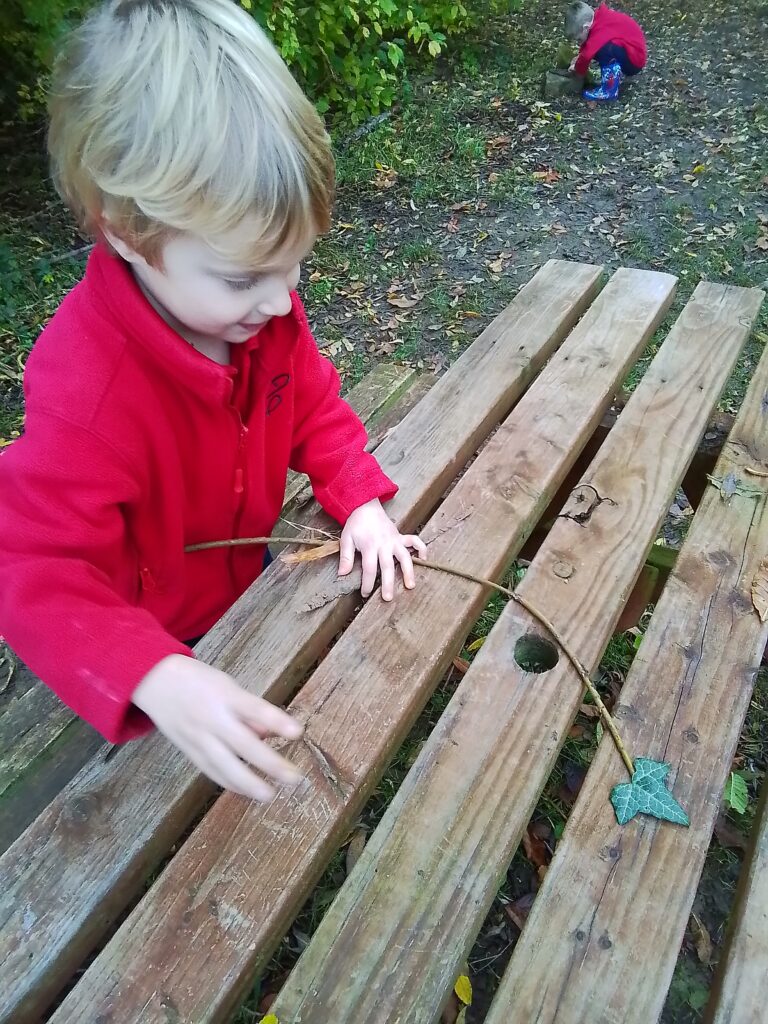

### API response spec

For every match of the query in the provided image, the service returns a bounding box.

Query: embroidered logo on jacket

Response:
[267,373,290,415]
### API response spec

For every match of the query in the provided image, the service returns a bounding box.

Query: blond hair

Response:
[565,2,594,41]
[48,0,335,266]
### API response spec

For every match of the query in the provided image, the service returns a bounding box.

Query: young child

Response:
[565,2,647,102]
[0,0,427,803]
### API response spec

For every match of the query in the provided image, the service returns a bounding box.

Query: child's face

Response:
[119,216,317,345]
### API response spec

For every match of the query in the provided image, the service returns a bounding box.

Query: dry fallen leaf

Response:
[522,825,549,869]
[690,913,713,966]
[454,974,472,1006]
[452,656,470,675]
[713,813,750,852]
[281,539,340,565]
[387,293,421,309]
[504,891,536,930]
[751,557,768,622]
[345,828,367,875]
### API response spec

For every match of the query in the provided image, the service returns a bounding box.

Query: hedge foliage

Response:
[1,0,518,122]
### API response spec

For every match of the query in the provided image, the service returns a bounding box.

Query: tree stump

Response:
[543,69,584,99]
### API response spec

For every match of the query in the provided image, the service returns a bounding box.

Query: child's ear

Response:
[101,223,147,267]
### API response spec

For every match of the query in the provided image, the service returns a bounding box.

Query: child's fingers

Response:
[361,547,378,598]
[201,737,277,802]
[395,544,416,590]
[224,718,304,788]
[338,533,356,576]
[404,534,428,559]
[379,549,396,601]
[234,691,304,740]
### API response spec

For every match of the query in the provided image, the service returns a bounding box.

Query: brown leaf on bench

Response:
[750,557,768,622]
[281,539,340,565]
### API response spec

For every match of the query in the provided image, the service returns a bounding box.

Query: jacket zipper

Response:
[229,399,249,591]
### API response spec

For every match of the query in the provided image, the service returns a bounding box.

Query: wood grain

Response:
[266,282,762,1024]
[706,774,768,1024]
[49,269,676,1024]
[0,260,602,1024]
[486,283,766,1024]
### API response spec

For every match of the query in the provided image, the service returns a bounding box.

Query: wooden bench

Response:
[1,260,766,1024]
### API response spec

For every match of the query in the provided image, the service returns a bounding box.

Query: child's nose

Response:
[257,278,293,318]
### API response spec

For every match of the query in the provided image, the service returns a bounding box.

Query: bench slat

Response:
[0,260,602,1024]
[266,282,760,1024]
[707,774,768,1024]
[47,268,672,1024]
[486,283,767,1024]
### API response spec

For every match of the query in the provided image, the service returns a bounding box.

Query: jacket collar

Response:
[84,243,294,398]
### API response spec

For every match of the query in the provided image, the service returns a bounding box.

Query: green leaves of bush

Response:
[2,1,515,122]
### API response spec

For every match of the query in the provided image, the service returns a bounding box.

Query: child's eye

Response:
[223,277,258,292]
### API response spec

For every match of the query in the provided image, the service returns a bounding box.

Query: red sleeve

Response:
[574,38,596,76]
[288,297,398,523]
[0,414,192,743]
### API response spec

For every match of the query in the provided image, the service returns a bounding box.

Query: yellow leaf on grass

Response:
[281,539,340,565]
[466,636,486,653]
[454,975,473,1005]
[751,557,768,622]
[262,1016,280,1024]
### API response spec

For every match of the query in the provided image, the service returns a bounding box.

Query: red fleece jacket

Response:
[0,246,397,742]
[574,4,647,76]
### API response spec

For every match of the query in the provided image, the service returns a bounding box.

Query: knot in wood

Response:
[552,560,574,580]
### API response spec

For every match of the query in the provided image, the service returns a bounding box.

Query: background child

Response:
[0,0,426,803]
[565,2,647,102]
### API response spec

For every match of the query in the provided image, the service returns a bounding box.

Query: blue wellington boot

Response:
[583,60,623,101]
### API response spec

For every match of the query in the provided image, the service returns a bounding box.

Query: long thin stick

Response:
[184,534,635,775]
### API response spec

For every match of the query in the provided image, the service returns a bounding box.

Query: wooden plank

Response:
[706,775,768,1024]
[265,282,762,1024]
[49,269,677,1024]
[0,260,603,1024]
[0,364,417,855]
[488,285,768,1024]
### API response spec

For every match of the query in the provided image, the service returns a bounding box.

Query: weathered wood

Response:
[0,260,603,1024]
[706,774,768,1024]
[486,284,766,1024]
[265,283,761,1024]
[48,269,675,1024]
[0,363,417,855]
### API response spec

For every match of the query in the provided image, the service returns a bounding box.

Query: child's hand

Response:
[568,58,577,72]
[132,654,304,801]
[339,498,427,601]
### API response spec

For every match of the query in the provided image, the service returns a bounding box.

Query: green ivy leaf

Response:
[610,758,690,827]
[724,771,749,814]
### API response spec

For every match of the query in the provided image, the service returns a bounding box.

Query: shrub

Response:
[1,0,518,122]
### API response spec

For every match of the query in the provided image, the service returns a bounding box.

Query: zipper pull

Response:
[140,567,156,592]
[234,467,244,495]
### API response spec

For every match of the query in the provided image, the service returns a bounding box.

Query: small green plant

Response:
[723,771,749,815]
